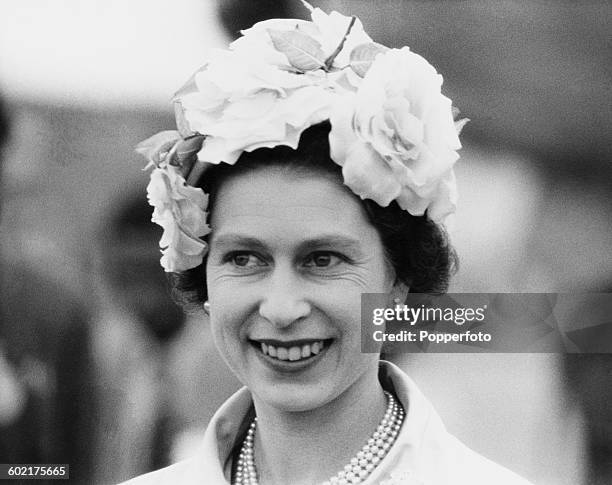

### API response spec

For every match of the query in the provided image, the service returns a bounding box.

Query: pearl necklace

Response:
[233,391,404,485]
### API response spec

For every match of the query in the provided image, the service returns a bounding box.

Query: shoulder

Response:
[380,361,533,485]
[118,459,199,485]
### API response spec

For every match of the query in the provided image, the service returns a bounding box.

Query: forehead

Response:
[209,166,378,244]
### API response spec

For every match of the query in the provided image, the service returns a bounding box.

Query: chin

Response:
[255,382,336,413]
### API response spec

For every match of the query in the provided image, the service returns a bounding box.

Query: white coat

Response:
[122,361,533,484]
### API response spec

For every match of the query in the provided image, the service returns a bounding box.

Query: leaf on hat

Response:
[454,117,469,136]
[174,102,196,139]
[173,135,206,179]
[451,106,469,135]
[268,29,326,72]
[173,64,206,100]
[349,42,389,77]
[135,130,181,169]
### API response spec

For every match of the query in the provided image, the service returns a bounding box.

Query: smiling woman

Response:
[204,131,402,418]
[208,166,390,418]
[125,3,531,485]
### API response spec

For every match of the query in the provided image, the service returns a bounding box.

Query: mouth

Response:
[249,338,333,363]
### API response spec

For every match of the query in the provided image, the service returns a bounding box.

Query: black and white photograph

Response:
[0,1,611,484]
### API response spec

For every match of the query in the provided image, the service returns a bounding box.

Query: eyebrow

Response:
[211,234,364,255]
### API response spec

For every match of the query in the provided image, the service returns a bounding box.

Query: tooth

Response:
[288,347,301,361]
[311,342,321,354]
[301,344,311,358]
[276,347,289,360]
[261,343,268,355]
[268,345,277,357]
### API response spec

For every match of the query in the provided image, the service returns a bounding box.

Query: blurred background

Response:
[0,0,610,484]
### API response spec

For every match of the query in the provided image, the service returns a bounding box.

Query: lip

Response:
[249,339,333,373]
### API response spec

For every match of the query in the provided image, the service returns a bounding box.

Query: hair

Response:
[169,122,458,310]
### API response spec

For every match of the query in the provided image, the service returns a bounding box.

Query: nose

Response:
[258,266,311,328]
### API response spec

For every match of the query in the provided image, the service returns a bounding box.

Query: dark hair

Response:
[169,122,458,310]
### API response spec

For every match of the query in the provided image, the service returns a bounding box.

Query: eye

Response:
[225,252,266,268]
[303,252,343,268]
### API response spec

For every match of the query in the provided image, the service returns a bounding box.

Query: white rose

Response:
[329,47,462,222]
[174,5,373,167]
[146,167,210,272]
[176,47,334,165]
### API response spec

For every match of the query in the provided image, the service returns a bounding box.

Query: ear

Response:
[390,280,410,306]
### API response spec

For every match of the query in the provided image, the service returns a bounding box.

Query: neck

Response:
[250,367,386,485]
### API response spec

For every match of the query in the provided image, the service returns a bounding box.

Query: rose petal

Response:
[136,131,181,168]
[145,166,210,272]
[426,170,458,222]
[341,142,402,207]
[329,94,358,164]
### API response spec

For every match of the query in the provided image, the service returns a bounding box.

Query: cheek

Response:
[314,287,363,336]
[208,306,248,381]
[207,277,257,344]
[209,294,243,339]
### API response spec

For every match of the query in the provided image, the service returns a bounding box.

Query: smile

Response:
[250,339,333,363]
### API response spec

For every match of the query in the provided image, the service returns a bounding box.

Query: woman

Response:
[127,4,531,484]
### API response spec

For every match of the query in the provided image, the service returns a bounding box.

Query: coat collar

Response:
[193,360,443,484]
[124,360,529,484]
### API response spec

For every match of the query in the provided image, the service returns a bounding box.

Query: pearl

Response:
[232,391,404,485]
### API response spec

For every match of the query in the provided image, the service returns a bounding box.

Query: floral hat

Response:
[136,1,467,272]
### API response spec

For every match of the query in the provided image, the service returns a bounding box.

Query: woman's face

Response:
[206,166,400,412]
